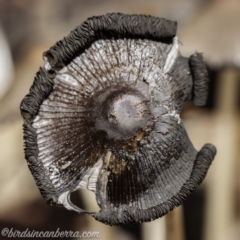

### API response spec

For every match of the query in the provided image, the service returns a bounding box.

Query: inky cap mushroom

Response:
[20,13,216,225]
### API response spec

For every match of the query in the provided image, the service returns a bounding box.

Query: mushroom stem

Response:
[166,207,185,240]
[142,217,166,240]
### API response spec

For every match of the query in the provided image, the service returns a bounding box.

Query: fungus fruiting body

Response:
[20,13,216,225]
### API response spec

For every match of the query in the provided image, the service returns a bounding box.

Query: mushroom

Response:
[20,13,216,225]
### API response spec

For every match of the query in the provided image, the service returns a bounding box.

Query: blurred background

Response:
[0,0,239,239]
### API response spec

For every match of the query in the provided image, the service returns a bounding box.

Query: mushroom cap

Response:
[20,13,216,225]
